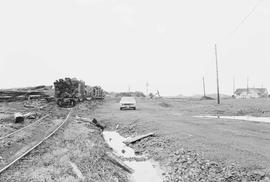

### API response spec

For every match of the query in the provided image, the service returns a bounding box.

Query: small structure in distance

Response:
[233,88,268,99]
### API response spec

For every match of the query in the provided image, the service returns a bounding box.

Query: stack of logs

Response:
[88,86,105,99]
[0,86,51,102]
[53,78,84,99]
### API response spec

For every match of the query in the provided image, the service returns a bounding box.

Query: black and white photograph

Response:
[0,0,270,181]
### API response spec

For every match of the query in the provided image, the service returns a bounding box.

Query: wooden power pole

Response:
[247,77,249,94]
[146,82,149,95]
[202,77,206,97]
[233,77,235,95]
[215,44,220,104]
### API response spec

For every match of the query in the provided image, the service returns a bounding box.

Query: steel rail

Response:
[0,115,49,141]
[0,109,72,174]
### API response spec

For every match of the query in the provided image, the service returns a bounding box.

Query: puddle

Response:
[103,131,163,182]
[103,131,136,158]
[195,115,270,123]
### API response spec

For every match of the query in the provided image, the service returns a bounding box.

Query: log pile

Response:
[0,88,50,102]
[54,78,85,99]
[87,86,105,99]
[53,78,86,107]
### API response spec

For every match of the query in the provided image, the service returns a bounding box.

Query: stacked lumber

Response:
[87,86,105,99]
[53,78,86,107]
[54,78,85,99]
[0,89,49,102]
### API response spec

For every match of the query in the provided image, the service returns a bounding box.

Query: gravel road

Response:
[93,97,270,181]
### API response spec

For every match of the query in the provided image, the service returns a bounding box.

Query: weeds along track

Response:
[0,108,73,173]
[0,115,49,140]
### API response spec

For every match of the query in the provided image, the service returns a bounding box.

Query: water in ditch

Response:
[195,115,270,123]
[103,131,163,182]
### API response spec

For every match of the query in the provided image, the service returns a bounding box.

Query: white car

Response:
[120,97,136,110]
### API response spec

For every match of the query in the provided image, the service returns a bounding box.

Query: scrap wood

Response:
[24,104,45,109]
[124,132,155,145]
[24,100,47,109]
[14,113,24,123]
[23,112,38,119]
[75,116,89,122]
[0,88,49,102]
[14,112,38,123]
[69,161,85,181]
[23,104,35,108]
[105,152,134,174]
[75,116,105,130]
[45,96,55,102]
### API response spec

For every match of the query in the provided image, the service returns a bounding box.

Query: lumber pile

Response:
[54,78,86,107]
[54,78,85,99]
[86,86,105,99]
[0,87,51,102]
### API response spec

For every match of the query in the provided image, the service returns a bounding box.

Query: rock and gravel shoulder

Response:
[116,123,270,182]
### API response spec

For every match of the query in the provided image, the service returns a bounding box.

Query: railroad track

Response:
[0,108,73,174]
[0,115,49,140]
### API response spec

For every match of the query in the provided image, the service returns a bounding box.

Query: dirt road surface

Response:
[93,98,270,177]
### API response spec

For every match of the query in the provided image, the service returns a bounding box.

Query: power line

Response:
[213,0,264,99]
[227,0,264,38]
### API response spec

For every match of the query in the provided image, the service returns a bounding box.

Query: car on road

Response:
[120,97,136,110]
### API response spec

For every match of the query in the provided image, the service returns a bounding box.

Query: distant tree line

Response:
[115,91,146,97]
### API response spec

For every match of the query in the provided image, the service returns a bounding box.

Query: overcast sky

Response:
[0,0,269,96]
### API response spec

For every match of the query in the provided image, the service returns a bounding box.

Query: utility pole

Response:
[247,77,249,94]
[233,77,235,95]
[146,82,149,96]
[202,77,206,97]
[215,44,220,104]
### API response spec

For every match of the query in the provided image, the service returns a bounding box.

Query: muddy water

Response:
[103,131,163,182]
[195,115,270,123]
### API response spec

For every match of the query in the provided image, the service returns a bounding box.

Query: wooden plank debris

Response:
[69,161,85,181]
[14,112,38,123]
[14,113,24,123]
[75,116,105,131]
[0,90,49,102]
[124,133,155,145]
[106,152,134,174]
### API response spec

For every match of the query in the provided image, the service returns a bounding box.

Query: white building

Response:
[233,88,268,99]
